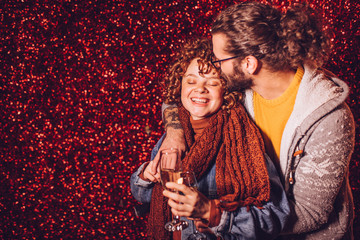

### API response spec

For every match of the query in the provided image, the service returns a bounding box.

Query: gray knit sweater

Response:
[243,64,355,240]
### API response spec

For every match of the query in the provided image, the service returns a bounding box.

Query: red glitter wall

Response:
[1,0,359,239]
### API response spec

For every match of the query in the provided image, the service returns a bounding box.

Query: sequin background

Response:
[0,0,359,239]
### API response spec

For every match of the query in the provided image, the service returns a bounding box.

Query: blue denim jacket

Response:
[130,135,290,240]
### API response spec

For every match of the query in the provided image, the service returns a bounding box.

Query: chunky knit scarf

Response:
[147,104,270,239]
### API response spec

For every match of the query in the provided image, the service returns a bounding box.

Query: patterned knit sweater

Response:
[243,64,355,240]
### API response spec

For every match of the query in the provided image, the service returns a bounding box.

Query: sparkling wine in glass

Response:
[159,148,189,232]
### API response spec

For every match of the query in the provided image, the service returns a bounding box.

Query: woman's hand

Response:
[163,182,211,221]
[194,220,214,234]
[143,161,160,183]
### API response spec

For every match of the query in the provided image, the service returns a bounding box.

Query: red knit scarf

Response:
[147,104,270,239]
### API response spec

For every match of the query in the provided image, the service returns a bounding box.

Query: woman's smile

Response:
[191,97,209,104]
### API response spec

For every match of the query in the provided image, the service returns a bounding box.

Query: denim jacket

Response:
[130,134,290,240]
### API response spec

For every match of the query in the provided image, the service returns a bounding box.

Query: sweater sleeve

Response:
[283,105,355,234]
[161,102,177,121]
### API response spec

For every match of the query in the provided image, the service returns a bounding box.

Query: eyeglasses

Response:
[211,55,241,70]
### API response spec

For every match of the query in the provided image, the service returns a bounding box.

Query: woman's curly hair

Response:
[163,38,241,111]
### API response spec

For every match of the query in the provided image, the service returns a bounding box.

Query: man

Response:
[153,2,355,239]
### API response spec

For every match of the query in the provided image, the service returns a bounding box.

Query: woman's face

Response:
[181,58,224,120]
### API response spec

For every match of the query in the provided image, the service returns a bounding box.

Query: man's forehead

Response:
[212,33,229,56]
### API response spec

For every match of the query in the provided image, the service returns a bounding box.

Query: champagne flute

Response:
[159,148,189,232]
[181,172,207,240]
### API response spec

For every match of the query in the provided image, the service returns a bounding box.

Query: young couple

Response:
[131,2,355,240]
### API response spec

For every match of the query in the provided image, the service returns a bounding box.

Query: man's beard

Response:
[222,64,253,92]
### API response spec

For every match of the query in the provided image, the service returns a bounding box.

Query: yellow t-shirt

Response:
[253,67,304,167]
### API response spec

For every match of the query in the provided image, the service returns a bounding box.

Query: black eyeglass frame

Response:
[211,55,241,69]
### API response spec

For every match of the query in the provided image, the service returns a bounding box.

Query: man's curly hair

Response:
[163,38,241,111]
[211,2,330,71]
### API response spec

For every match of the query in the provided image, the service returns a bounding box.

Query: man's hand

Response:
[150,107,186,179]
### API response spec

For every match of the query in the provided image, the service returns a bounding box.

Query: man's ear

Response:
[243,55,259,75]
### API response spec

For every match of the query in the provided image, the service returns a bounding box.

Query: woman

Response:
[130,38,289,240]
